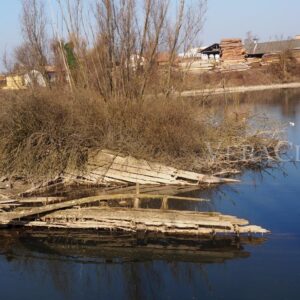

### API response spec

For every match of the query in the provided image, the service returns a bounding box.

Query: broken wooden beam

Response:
[0,193,209,226]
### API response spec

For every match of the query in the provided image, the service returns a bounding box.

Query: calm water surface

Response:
[1,89,300,300]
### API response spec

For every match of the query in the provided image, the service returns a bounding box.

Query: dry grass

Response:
[0,89,282,181]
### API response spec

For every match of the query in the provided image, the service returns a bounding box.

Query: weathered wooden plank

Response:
[94,185,203,200]
[77,171,127,184]
[20,177,68,197]
[85,150,239,185]
[0,199,18,205]
[175,170,239,183]
[16,207,269,235]
[0,203,21,209]
[89,150,117,163]
[73,165,171,185]
[38,213,232,229]
[104,169,179,185]
[17,197,67,207]
[111,156,175,181]
[213,170,241,177]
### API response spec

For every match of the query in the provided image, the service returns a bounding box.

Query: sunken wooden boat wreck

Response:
[0,189,269,237]
[0,150,269,241]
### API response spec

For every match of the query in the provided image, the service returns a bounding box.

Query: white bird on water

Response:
[289,122,295,127]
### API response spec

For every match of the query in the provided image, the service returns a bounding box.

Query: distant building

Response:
[178,47,203,59]
[179,44,221,61]
[24,70,47,87]
[1,69,50,90]
[127,54,146,70]
[0,66,62,90]
[3,75,26,90]
[45,65,58,83]
[200,44,221,61]
[246,37,300,58]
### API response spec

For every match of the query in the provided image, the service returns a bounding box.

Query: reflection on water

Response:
[1,230,266,263]
[1,89,300,300]
[0,230,265,300]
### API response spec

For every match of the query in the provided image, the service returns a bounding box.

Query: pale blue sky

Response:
[0,0,300,70]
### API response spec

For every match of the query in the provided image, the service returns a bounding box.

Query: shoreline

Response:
[180,82,300,97]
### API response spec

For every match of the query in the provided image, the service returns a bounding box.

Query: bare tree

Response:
[17,0,49,71]
[16,0,206,98]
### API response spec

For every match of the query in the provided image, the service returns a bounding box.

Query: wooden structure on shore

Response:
[0,150,268,240]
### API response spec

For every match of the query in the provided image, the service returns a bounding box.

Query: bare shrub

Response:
[0,90,282,180]
[15,0,49,75]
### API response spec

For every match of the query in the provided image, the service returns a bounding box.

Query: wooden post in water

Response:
[133,183,140,208]
[161,196,169,210]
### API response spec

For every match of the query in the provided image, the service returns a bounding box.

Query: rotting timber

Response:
[0,150,269,242]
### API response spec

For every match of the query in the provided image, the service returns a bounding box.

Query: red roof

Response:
[156,52,171,63]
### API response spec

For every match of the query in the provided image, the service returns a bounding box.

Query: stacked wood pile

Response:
[291,49,300,63]
[261,53,281,65]
[247,57,262,68]
[219,62,250,72]
[219,39,249,72]
[261,50,300,66]
[220,39,246,61]
[179,60,215,73]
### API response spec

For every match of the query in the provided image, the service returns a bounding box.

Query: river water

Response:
[1,89,300,300]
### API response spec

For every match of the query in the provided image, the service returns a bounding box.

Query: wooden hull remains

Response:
[32,207,270,236]
[0,202,269,238]
[0,150,267,243]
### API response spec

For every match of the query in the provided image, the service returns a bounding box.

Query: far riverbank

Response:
[180,82,300,97]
